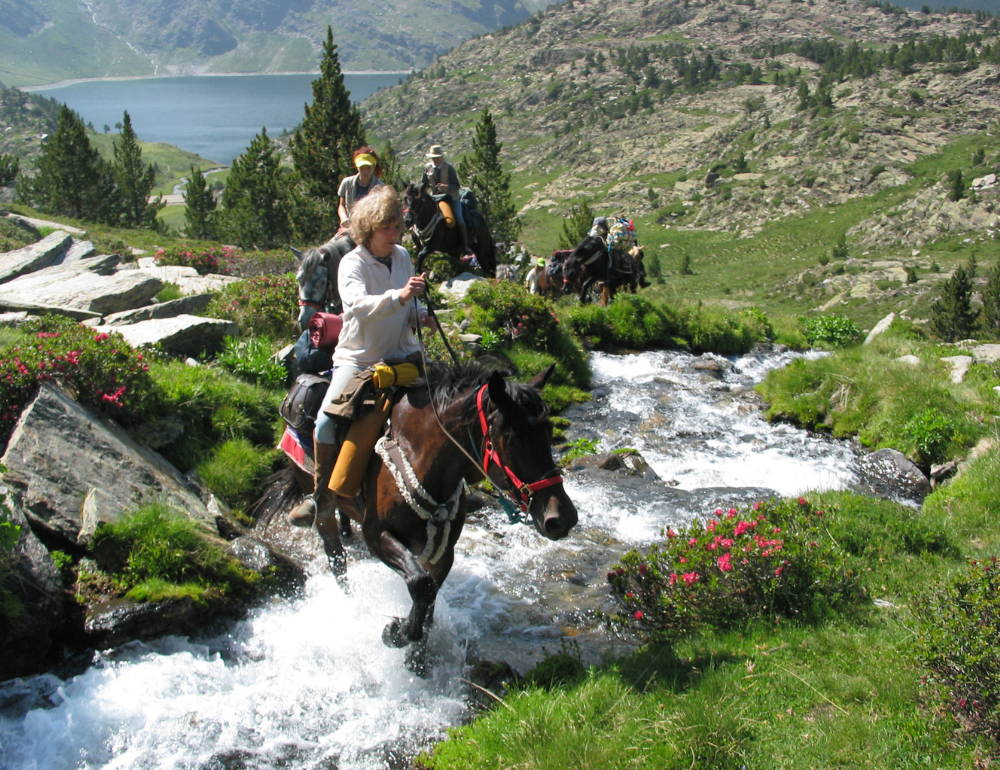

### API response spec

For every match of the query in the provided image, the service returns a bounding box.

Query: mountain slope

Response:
[0,0,554,87]
[362,0,999,255]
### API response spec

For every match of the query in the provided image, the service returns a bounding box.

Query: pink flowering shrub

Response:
[464,280,565,352]
[205,274,299,339]
[606,498,866,643]
[914,557,1000,743]
[0,316,158,450]
[155,245,238,275]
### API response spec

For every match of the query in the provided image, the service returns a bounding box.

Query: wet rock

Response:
[0,231,72,284]
[135,413,185,450]
[690,355,733,379]
[229,536,306,593]
[854,448,930,505]
[1,383,217,548]
[0,489,64,682]
[930,460,958,487]
[83,596,203,649]
[463,656,522,712]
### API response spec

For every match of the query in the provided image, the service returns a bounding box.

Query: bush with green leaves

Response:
[205,274,299,340]
[914,557,1000,743]
[216,336,287,389]
[91,502,259,605]
[801,314,862,348]
[606,498,866,643]
[902,408,956,466]
[0,315,157,450]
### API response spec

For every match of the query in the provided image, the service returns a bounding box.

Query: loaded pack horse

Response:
[292,237,353,330]
[561,236,647,307]
[403,182,497,277]
[311,360,577,671]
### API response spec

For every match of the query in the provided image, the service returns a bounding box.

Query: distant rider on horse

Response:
[525,258,546,295]
[421,144,476,263]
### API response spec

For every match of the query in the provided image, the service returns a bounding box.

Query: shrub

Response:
[560,437,600,465]
[0,315,157,451]
[216,336,287,389]
[91,502,259,604]
[685,305,758,354]
[154,245,236,275]
[801,313,862,348]
[902,408,956,466]
[914,557,1000,743]
[205,274,299,340]
[606,498,866,643]
[931,260,980,342]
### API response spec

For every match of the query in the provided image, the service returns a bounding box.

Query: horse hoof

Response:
[382,619,410,649]
[327,551,347,578]
[336,574,351,594]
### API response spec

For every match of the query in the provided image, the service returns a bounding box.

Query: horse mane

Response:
[296,246,326,280]
[417,359,550,425]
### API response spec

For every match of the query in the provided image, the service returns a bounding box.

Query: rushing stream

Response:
[1,347,896,770]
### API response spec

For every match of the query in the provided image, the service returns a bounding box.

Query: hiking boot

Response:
[287,439,338,527]
[288,495,318,527]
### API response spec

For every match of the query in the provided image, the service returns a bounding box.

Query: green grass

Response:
[89,133,223,193]
[421,467,1000,769]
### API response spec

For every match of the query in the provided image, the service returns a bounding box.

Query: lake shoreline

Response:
[24,70,412,92]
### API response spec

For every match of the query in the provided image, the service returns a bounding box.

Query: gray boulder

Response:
[0,488,64,681]
[1,383,217,548]
[102,294,214,326]
[0,231,72,284]
[92,314,237,357]
[438,272,486,301]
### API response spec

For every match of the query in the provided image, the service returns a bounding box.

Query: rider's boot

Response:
[288,437,338,528]
[458,223,476,264]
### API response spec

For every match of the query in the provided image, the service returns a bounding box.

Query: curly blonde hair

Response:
[350,185,402,248]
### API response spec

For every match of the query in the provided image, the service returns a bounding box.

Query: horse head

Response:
[483,365,577,540]
[402,182,422,229]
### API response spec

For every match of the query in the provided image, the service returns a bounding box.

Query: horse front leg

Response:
[376,531,439,648]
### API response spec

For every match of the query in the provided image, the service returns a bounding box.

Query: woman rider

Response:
[289,185,437,574]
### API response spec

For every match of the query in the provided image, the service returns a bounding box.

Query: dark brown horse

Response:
[323,360,577,670]
[561,237,646,306]
[403,182,497,277]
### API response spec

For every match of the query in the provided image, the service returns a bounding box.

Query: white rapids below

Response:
[0,347,872,770]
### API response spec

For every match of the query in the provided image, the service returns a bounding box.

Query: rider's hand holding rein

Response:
[399,272,439,332]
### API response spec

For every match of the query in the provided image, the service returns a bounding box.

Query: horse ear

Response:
[290,247,303,261]
[528,363,556,391]
[487,370,514,412]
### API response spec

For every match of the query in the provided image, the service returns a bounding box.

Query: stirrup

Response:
[288,495,317,527]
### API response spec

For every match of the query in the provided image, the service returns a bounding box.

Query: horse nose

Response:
[541,495,577,539]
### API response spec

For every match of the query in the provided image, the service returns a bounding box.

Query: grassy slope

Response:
[423,449,1000,768]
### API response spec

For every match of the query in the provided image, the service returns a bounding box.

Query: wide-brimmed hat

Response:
[426,144,445,158]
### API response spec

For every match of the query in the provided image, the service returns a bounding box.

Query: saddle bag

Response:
[280,373,330,433]
[293,329,334,374]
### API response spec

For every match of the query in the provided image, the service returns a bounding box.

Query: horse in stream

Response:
[320,360,577,672]
[403,182,497,277]
[561,236,646,307]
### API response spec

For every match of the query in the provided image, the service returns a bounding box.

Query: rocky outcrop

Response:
[0,231,72,284]
[1,383,220,548]
[103,293,214,325]
[92,314,237,357]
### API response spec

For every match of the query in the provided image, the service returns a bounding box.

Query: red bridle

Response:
[476,385,564,513]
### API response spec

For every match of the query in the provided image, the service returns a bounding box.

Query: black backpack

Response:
[279,373,330,433]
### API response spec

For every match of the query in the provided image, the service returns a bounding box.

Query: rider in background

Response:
[421,144,476,263]
[289,185,437,540]
[525,258,546,294]
[323,146,386,255]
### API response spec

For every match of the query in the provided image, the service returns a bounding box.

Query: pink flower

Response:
[734,521,750,537]
[680,557,686,564]
[718,553,732,572]
[688,538,698,546]
[714,508,724,518]
[798,496,806,505]
[775,566,785,577]
[626,592,634,599]
[681,572,699,586]
[707,520,717,532]
[93,333,109,342]
[753,501,761,511]
[720,538,734,550]
[666,528,677,539]
[633,611,644,620]
[669,573,678,585]
[638,564,647,575]
[726,508,737,519]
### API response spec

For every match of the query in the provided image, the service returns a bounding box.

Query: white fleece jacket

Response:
[332,243,426,369]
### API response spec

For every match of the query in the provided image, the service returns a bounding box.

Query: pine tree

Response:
[983,256,1000,338]
[0,154,18,186]
[930,259,980,342]
[218,128,291,248]
[378,139,405,191]
[949,169,965,201]
[184,165,216,239]
[291,27,367,233]
[112,111,163,228]
[18,104,113,221]
[459,108,521,247]
[557,201,595,249]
